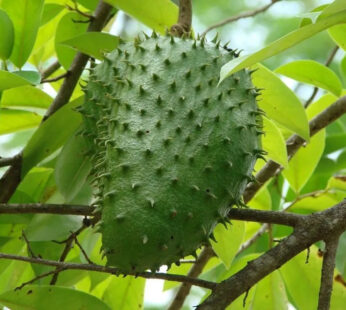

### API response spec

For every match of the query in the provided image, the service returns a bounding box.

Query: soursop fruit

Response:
[79,33,263,273]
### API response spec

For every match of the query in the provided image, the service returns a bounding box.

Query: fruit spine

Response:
[79,33,263,273]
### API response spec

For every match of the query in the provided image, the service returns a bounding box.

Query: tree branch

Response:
[0,0,113,203]
[0,155,21,168]
[198,200,346,309]
[0,252,216,290]
[318,235,340,310]
[201,0,280,36]
[244,95,346,203]
[168,247,215,310]
[40,61,61,80]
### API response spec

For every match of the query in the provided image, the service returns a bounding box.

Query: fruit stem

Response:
[170,0,192,37]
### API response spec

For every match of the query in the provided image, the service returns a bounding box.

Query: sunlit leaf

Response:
[0,285,111,310]
[2,0,44,68]
[22,96,84,176]
[55,12,89,69]
[280,246,346,310]
[219,9,346,80]
[105,0,178,34]
[251,64,309,141]
[211,221,245,269]
[262,117,288,168]
[61,32,119,59]
[55,134,92,202]
[0,70,32,91]
[102,276,145,310]
[0,109,41,135]
[275,60,342,96]
[0,9,14,60]
[40,3,64,26]
[0,85,52,109]
[283,130,326,193]
[12,70,41,85]
[328,24,346,50]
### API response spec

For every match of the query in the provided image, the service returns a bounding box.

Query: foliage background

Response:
[0,0,345,309]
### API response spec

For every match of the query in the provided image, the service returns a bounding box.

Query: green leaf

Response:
[105,0,178,34]
[275,60,342,96]
[219,9,346,80]
[328,24,346,50]
[251,64,309,141]
[12,70,41,85]
[0,85,53,109]
[61,32,119,60]
[22,96,83,176]
[340,55,346,79]
[262,117,288,168]
[0,109,41,135]
[55,133,92,202]
[55,12,89,70]
[40,3,64,26]
[0,285,111,310]
[102,276,145,310]
[2,0,44,68]
[0,70,32,91]
[0,9,14,60]
[211,221,245,269]
[25,214,82,241]
[280,246,346,310]
[325,133,346,154]
[283,130,326,193]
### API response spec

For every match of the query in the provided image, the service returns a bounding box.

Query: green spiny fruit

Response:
[80,33,263,273]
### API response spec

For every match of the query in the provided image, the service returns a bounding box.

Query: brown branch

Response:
[0,203,94,215]
[201,0,280,36]
[0,1,113,204]
[197,200,346,309]
[0,252,216,289]
[0,155,20,168]
[244,95,346,203]
[170,0,192,37]
[318,235,340,310]
[40,61,61,80]
[305,46,339,108]
[168,247,215,310]
[41,72,69,84]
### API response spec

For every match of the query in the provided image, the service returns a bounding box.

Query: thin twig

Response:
[168,247,215,310]
[305,46,339,108]
[15,267,66,290]
[22,231,37,259]
[66,0,94,20]
[201,0,280,36]
[40,61,61,80]
[318,236,340,310]
[0,155,21,168]
[73,234,95,264]
[0,252,216,289]
[41,72,69,84]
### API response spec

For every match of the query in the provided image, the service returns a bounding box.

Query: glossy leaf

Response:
[22,96,84,176]
[105,0,178,34]
[25,214,82,241]
[328,24,346,50]
[0,285,111,310]
[61,32,119,59]
[40,3,64,26]
[55,133,92,202]
[251,64,309,141]
[262,117,288,168]
[0,85,52,109]
[0,70,31,91]
[0,109,41,135]
[275,60,342,96]
[283,130,326,193]
[55,12,89,69]
[219,9,346,80]
[102,276,145,310]
[211,221,245,269]
[13,70,41,85]
[280,246,346,310]
[2,0,44,68]
[0,9,14,60]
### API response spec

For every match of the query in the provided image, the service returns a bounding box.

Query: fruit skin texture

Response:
[80,34,263,273]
